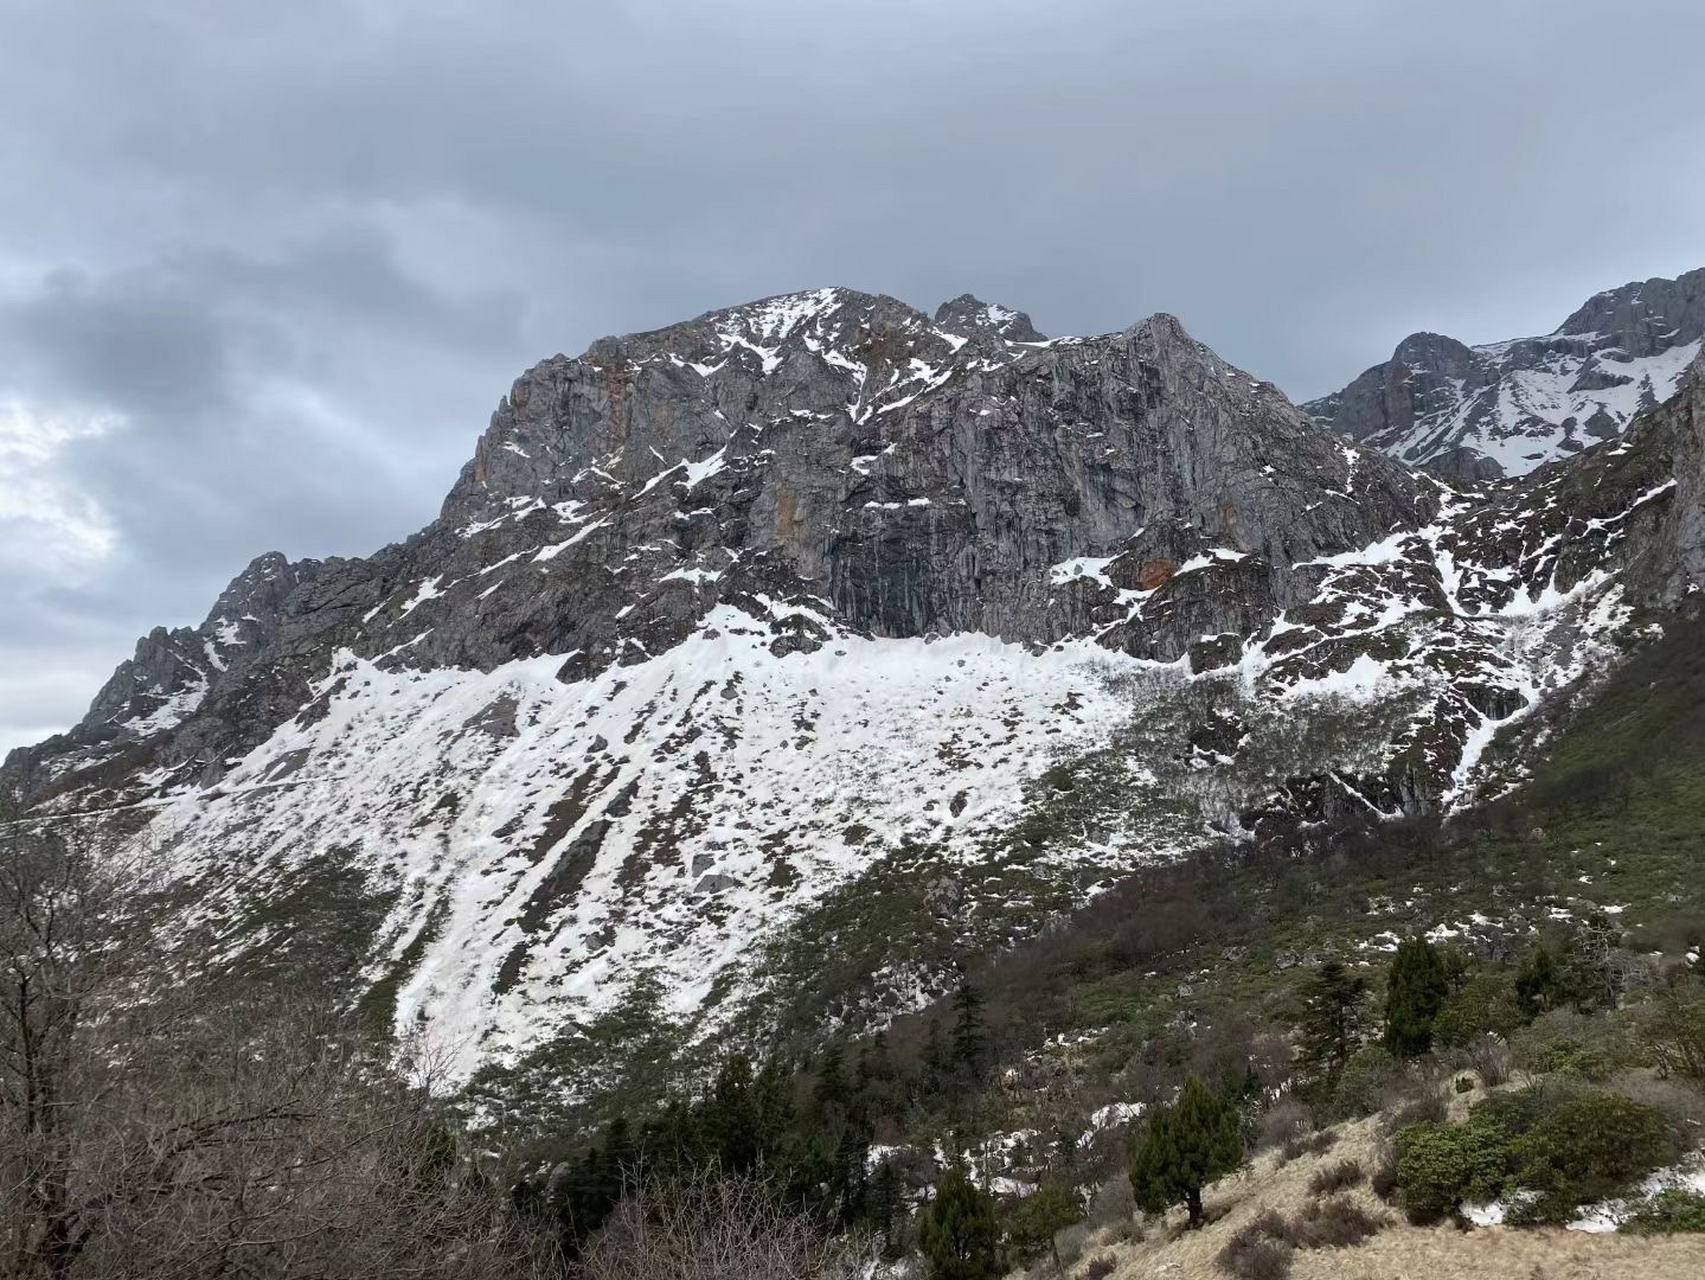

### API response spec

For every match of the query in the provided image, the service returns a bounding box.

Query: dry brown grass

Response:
[1305,1161,1364,1197]
[1288,1228,1705,1279]
[1080,1083,1705,1280]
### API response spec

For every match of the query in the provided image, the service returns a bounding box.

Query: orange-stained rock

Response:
[1137,558,1177,591]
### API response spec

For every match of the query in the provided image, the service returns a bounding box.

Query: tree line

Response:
[517,979,994,1262]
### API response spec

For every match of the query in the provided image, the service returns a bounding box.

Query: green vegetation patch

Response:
[1394,1086,1683,1225]
[217,845,401,991]
[1621,1189,1705,1235]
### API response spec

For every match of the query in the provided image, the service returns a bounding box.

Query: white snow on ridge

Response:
[396,576,444,619]
[123,677,211,736]
[1379,337,1700,476]
[1049,556,1117,588]
[153,609,1161,1081]
[1279,652,1389,702]
[683,448,727,488]
[739,287,843,342]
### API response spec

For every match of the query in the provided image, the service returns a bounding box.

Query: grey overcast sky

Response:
[3,0,1703,752]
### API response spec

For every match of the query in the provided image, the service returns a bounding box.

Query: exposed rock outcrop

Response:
[1306,267,1705,478]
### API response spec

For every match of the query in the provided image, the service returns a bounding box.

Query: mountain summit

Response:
[1306,267,1705,478]
[6,286,1702,1082]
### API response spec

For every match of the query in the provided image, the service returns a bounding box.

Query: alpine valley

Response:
[6,269,1705,1126]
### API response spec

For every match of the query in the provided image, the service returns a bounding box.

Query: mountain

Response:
[5,285,1703,1092]
[1305,267,1705,479]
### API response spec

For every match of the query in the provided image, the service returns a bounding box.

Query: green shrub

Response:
[1392,1120,1510,1222]
[1433,972,1524,1049]
[1620,1189,1705,1235]
[1510,1008,1630,1082]
[1469,1085,1557,1139]
[1504,1092,1681,1225]
[1331,1046,1401,1119]
[1396,1084,1674,1225]
[1632,981,1705,1081]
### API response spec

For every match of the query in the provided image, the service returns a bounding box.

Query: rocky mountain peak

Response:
[442,285,1043,528]
[207,551,321,629]
[1306,267,1705,479]
[932,293,1046,343]
[1556,266,1705,355]
[1391,330,1476,369]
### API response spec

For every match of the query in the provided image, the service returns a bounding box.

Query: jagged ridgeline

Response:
[5,282,1703,1089]
[1306,267,1704,479]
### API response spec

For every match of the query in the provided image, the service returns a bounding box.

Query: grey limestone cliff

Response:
[5,287,1439,803]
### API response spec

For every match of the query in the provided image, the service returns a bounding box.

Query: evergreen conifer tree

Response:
[1007,1179,1081,1267]
[1515,942,1558,1019]
[815,1039,850,1121]
[856,1029,898,1125]
[831,1124,870,1227]
[870,1158,904,1259]
[1128,1076,1241,1228]
[950,980,988,1082]
[1556,913,1622,1012]
[708,1052,761,1173]
[1296,959,1369,1078]
[597,1115,633,1201]
[924,1017,950,1095]
[753,1053,796,1164]
[1383,935,1450,1057]
[918,1162,1001,1280]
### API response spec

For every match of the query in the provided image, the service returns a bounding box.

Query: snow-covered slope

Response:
[7,286,1704,1090]
[155,615,1159,1078]
[1306,268,1704,478]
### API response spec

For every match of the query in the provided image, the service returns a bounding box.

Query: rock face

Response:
[13,288,1436,798]
[436,290,1431,672]
[1609,351,1705,599]
[6,552,325,799]
[5,286,1702,1081]
[1306,267,1705,478]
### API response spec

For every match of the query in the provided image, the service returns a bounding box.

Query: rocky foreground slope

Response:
[1306,267,1704,479]
[5,286,1702,1081]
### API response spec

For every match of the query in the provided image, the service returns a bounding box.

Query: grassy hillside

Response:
[1073,1097,1705,1280]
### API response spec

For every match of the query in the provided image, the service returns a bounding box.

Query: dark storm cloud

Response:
[2,267,238,416]
[3,0,1704,748]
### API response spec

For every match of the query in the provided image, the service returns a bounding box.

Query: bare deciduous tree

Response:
[578,1175,872,1280]
[0,816,550,1280]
